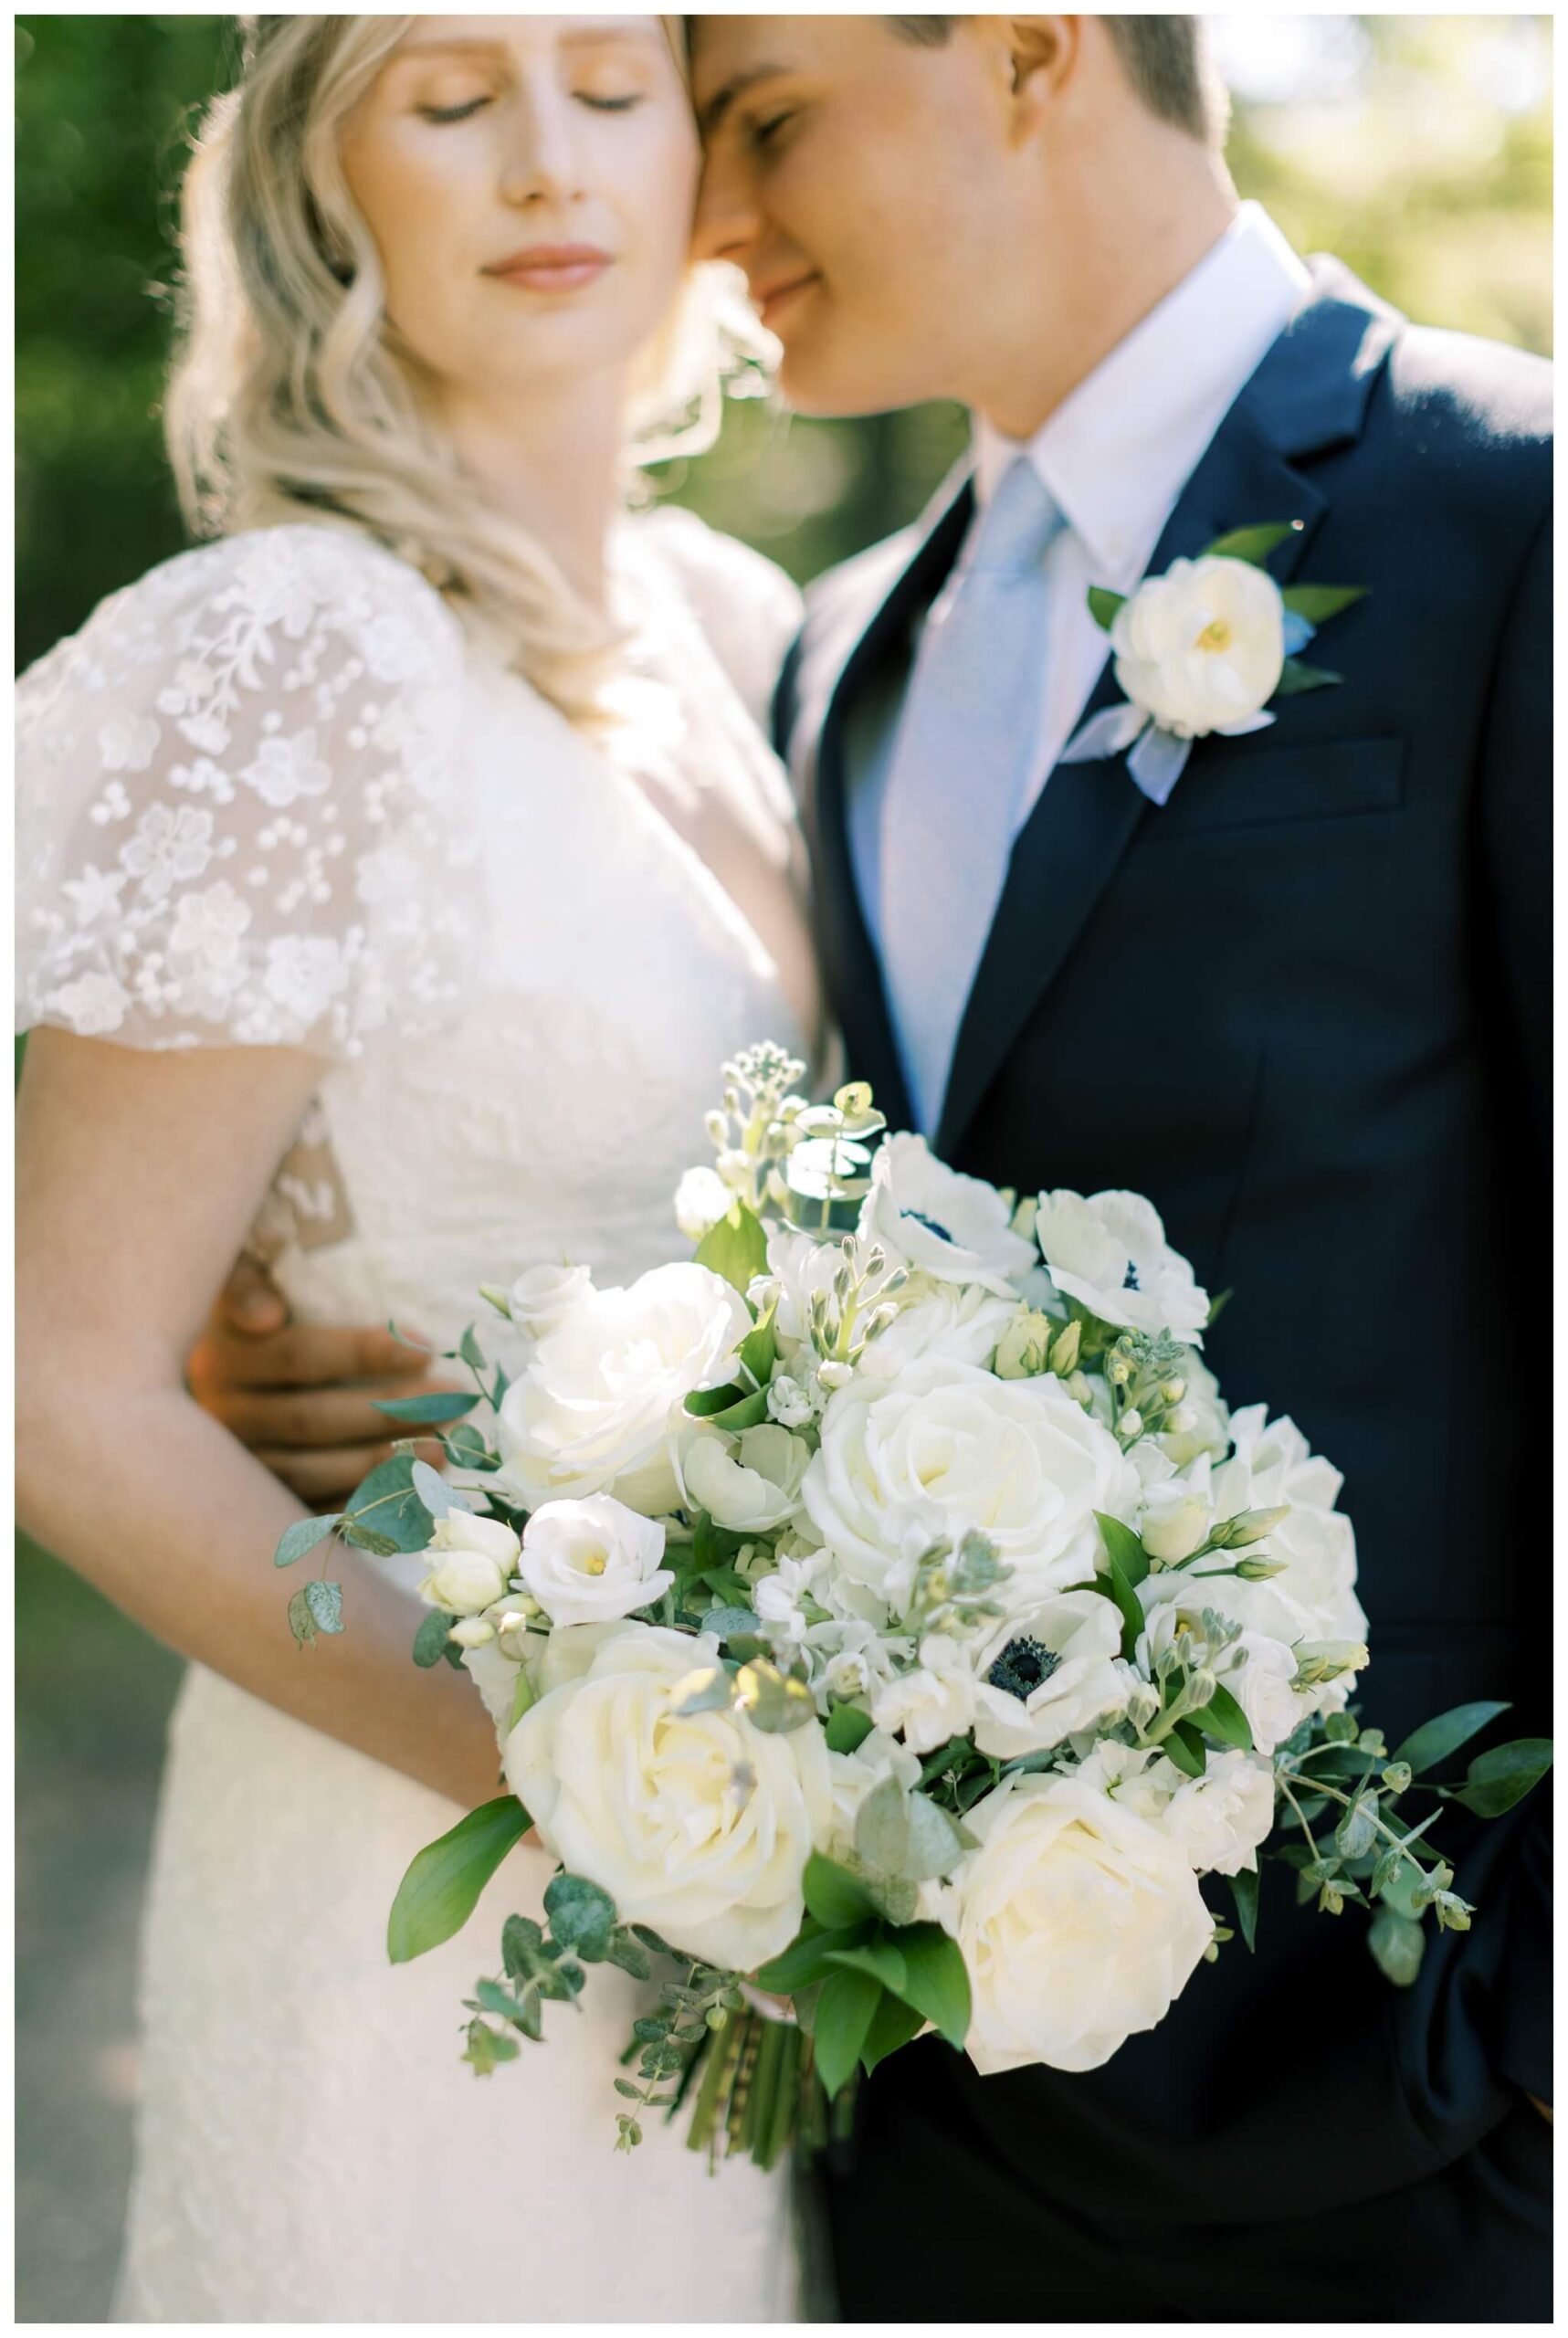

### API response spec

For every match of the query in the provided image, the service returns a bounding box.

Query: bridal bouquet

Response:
[277,1043,1551,2165]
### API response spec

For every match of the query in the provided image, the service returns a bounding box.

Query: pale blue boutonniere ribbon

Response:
[1061,521,1368,806]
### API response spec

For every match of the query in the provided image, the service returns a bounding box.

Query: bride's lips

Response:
[752,271,820,332]
[483,244,614,293]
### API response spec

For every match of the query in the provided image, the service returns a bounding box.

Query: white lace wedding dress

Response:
[16,510,815,2322]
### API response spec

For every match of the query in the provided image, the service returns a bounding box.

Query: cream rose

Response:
[503,1625,831,1971]
[496,1261,751,1514]
[859,1133,1037,1297]
[803,1357,1137,1613]
[952,1771,1215,2074]
[1035,1188,1210,1344]
[1111,553,1286,740]
[416,1511,521,1617]
[518,1496,672,1627]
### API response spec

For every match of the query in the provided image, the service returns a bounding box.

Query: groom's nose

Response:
[691,148,763,272]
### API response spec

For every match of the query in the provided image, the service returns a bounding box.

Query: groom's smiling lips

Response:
[751,269,820,331]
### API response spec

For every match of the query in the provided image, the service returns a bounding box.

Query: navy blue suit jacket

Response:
[774,260,1551,2256]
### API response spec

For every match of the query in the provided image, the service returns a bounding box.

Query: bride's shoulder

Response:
[21,521,465,715]
[626,502,804,726]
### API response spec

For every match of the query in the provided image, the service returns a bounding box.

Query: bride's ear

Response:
[1002,17,1080,121]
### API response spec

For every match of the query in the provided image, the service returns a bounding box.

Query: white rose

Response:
[967,1591,1131,1758]
[803,1357,1137,1613]
[855,1278,1017,1385]
[675,1165,734,1244]
[952,1771,1215,2074]
[508,1260,593,1340]
[1111,553,1286,740]
[872,1633,976,1754]
[503,1625,832,1971]
[1035,1188,1210,1344]
[1160,1748,1276,1877]
[518,1496,672,1627]
[858,1134,1036,1297]
[496,1261,751,1514]
[417,1511,521,1616]
[682,1424,812,1533]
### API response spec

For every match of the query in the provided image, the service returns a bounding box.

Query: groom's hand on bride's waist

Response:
[188,1256,464,1507]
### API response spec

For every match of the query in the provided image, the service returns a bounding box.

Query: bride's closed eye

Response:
[418,95,491,126]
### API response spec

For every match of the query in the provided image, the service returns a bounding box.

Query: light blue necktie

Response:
[878,456,1063,1133]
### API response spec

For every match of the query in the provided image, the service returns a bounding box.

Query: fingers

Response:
[253,1436,447,1509]
[191,1319,439,1394]
[220,1253,290,1335]
[206,1382,453,1451]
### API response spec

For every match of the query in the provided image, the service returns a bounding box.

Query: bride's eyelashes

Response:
[418,96,491,125]
[416,88,645,127]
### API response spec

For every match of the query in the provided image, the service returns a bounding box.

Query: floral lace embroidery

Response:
[16,525,476,1058]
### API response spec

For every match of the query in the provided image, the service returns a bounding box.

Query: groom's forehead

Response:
[689,15,879,120]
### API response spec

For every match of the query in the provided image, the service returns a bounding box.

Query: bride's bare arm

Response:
[16,1029,501,1812]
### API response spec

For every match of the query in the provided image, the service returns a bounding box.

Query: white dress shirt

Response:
[847,203,1312,983]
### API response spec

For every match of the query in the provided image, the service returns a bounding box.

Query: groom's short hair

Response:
[892,16,1228,147]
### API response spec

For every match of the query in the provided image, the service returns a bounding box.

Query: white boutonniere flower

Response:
[1062,521,1367,805]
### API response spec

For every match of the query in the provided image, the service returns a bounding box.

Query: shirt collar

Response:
[973,203,1311,585]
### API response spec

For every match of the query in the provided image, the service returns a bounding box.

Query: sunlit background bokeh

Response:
[14,14,1552,2322]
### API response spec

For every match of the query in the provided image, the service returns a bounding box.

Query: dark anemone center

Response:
[1122,1259,1142,1291]
[901,1206,954,1246]
[985,1635,1061,1701]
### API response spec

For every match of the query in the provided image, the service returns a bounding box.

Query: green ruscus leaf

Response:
[387,1796,531,1964]
[812,1965,880,2099]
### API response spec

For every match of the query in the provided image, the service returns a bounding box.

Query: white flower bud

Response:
[1120,1408,1144,1439]
[448,1615,496,1648]
[816,1360,854,1391]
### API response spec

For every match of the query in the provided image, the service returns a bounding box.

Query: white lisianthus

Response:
[496,1261,751,1514]
[1137,1585,1306,1761]
[872,1633,977,1754]
[993,1307,1059,1381]
[859,1133,1037,1298]
[1218,1629,1306,1758]
[1208,1406,1367,1709]
[417,1511,521,1617]
[967,1592,1131,1758]
[853,1279,1017,1385]
[1034,1189,1210,1344]
[751,1225,843,1359]
[1139,1466,1215,1564]
[1111,553,1286,741]
[518,1496,672,1627]
[951,1771,1215,2074]
[803,1357,1137,1613]
[508,1260,593,1341]
[682,1423,812,1533]
[1159,1748,1276,1877]
[674,1165,734,1244]
[503,1625,831,1971]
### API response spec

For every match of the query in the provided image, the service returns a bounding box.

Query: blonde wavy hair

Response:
[166,15,762,721]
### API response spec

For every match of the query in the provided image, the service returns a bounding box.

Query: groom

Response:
[195,15,1550,2319]
[680,14,1550,2322]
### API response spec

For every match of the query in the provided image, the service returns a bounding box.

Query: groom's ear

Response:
[1001,16,1082,123]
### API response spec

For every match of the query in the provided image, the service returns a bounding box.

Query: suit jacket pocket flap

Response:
[1144,735,1405,839]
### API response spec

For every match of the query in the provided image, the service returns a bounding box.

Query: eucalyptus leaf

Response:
[344,1454,436,1553]
[705,1605,763,1644]
[543,1872,617,1960]
[736,1660,816,1733]
[340,1524,402,1558]
[387,1796,530,1964]
[287,1586,317,1648]
[303,1577,344,1636]
[274,1512,342,1569]
[1367,1905,1426,1988]
[372,1390,482,1426]
[462,2019,521,2075]
[412,1608,455,1668]
[1392,1701,1511,1779]
[673,1666,735,1718]
[458,1324,488,1373]
[412,1458,470,1519]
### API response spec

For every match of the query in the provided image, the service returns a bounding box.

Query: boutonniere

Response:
[1060,521,1367,805]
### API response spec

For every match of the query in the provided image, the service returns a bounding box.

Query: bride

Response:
[16,16,821,2322]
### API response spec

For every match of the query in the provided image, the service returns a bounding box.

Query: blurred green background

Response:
[15,13,1552,2322]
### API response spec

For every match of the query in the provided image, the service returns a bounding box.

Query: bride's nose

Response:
[499,85,587,210]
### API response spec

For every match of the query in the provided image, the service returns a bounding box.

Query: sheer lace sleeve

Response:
[16,523,476,1058]
[631,504,804,734]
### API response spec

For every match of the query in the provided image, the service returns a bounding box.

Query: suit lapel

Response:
[932,268,1399,1161]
